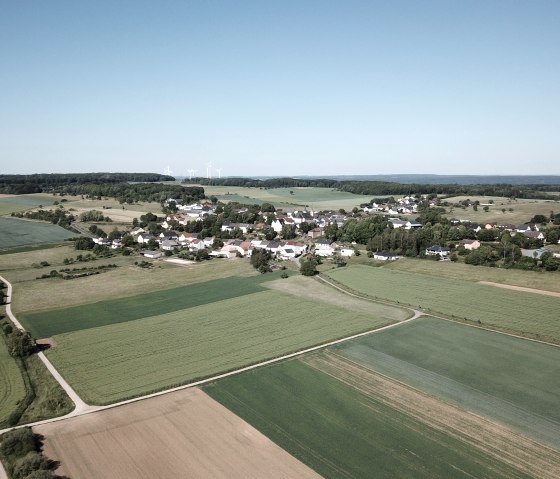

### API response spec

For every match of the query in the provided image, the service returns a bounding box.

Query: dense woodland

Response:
[0,173,174,194]
[191,177,560,200]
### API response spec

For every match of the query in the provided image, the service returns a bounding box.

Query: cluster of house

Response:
[90,198,558,263]
[449,219,546,240]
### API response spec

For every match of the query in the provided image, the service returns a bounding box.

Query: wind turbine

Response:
[163,166,172,176]
[187,169,197,180]
[215,168,222,179]
[206,162,212,179]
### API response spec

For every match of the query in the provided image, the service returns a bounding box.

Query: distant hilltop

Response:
[287,175,560,186]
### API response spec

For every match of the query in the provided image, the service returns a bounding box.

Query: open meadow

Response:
[333,316,560,449]
[45,288,397,404]
[0,194,55,215]
[443,196,560,223]
[205,353,558,479]
[35,387,320,479]
[201,185,369,211]
[0,217,75,249]
[325,265,560,342]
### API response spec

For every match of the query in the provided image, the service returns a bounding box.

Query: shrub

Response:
[0,428,35,459]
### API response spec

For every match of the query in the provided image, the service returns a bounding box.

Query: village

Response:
[89,193,560,268]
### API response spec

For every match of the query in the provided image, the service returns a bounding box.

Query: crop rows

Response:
[46,290,392,404]
[326,265,560,341]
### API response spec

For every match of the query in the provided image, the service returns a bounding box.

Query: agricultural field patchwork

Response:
[35,388,321,479]
[0,217,75,249]
[46,289,394,404]
[333,316,560,449]
[202,185,369,210]
[325,265,560,341]
[19,273,280,337]
[385,257,560,292]
[205,357,555,479]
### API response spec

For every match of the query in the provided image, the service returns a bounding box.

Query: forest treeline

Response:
[0,173,206,204]
[191,177,560,200]
[0,173,174,194]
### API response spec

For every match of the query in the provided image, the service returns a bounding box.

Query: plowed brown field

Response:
[35,388,321,479]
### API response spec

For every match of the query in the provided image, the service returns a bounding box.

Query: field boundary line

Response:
[478,281,560,298]
[0,275,421,436]
[318,273,560,349]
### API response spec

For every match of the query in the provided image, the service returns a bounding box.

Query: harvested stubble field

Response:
[35,387,320,479]
[205,357,550,479]
[325,265,560,342]
[385,257,560,293]
[333,316,560,449]
[46,289,395,404]
[0,217,75,249]
[20,273,281,337]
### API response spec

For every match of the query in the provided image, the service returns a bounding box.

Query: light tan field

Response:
[443,196,559,224]
[385,257,560,292]
[303,352,560,479]
[265,275,410,321]
[36,387,321,479]
[10,257,256,314]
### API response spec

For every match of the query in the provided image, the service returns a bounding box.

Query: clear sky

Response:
[1,1,559,176]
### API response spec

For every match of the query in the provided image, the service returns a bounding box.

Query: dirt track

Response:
[303,352,560,479]
[35,388,321,479]
[479,281,560,298]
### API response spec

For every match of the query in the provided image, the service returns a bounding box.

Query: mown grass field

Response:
[20,273,284,337]
[325,265,560,341]
[201,185,368,210]
[0,217,75,249]
[204,359,534,479]
[0,195,55,215]
[0,331,26,426]
[334,316,560,449]
[385,257,560,292]
[46,290,394,404]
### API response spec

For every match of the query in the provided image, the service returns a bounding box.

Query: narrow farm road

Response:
[0,272,422,438]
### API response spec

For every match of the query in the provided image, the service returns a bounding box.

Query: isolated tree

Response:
[280,224,296,240]
[300,257,318,276]
[250,250,272,273]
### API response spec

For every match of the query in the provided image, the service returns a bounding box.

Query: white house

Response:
[373,252,400,261]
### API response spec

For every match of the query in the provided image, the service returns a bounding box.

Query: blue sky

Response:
[1,1,559,176]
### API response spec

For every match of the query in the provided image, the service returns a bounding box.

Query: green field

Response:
[0,332,26,426]
[325,265,560,341]
[202,186,369,210]
[46,290,393,404]
[19,273,282,337]
[0,217,75,249]
[334,316,560,449]
[385,257,560,292]
[0,195,55,215]
[204,359,531,479]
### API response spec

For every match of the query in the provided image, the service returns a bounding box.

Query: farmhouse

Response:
[460,239,481,250]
